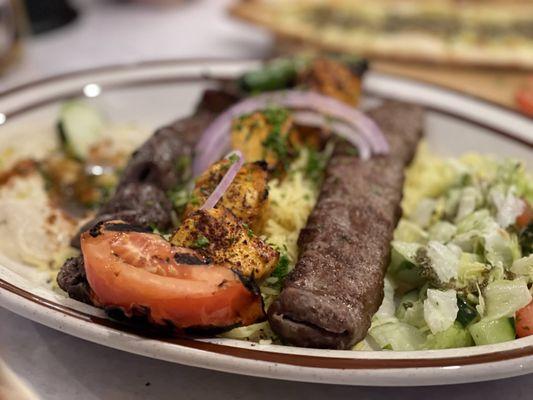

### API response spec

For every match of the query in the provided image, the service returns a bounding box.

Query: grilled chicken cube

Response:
[171,207,279,280]
[184,160,269,230]
[298,58,362,106]
[231,110,293,170]
[288,125,326,151]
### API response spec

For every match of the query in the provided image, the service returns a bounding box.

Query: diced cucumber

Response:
[57,101,105,159]
[468,317,515,345]
[369,322,426,351]
[425,321,474,349]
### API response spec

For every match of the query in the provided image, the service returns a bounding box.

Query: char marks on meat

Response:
[268,101,423,349]
[56,256,92,304]
[57,89,239,304]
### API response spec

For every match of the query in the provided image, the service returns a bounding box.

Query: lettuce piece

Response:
[476,282,486,317]
[425,241,460,283]
[484,279,532,320]
[453,210,498,253]
[452,208,520,266]
[388,241,425,287]
[483,228,521,268]
[410,198,437,229]
[425,321,474,349]
[511,254,533,282]
[391,241,421,264]
[369,322,426,351]
[459,153,497,182]
[428,221,457,243]
[489,186,525,229]
[423,289,459,334]
[373,276,396,321]
[396,291,426,328]
[455,209,495,234]
[401,143,459,217]
[457,253,489,287]
[495,160,533,205]
[352,336,381,351]
[394,219,428,243]
[444,188,462,220]
[455,187,482,222]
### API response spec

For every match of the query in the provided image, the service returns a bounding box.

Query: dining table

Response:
[1,1,531,398]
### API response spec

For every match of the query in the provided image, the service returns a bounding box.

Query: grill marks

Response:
[173,252,209,266]
[57,90,239,305]
[268,101,424,349]
[104,223,154,234]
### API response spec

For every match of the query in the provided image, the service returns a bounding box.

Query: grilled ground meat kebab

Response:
[57,89,239,304]
[268,101,424,349]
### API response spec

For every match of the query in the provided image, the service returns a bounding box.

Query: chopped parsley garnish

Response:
[193,235,210,249]
[242,223,254,238]
[174,155,191,176]
[168,187,190,209]
[272,253,290,279]
[263,107,290,130]
[263,130,289,166]
[189,193,200,206]
[228,153,240,164]
[167,185,199,222]
[262,107,290,168]
[304,148,328,184]
[345,147,359,157]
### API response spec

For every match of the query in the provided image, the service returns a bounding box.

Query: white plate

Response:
[0,59,532,386]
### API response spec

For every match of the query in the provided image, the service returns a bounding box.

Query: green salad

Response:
[358,144,533,351]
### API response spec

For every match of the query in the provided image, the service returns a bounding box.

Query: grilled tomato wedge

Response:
[80,221,264,329]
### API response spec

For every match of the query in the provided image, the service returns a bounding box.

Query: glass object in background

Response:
[0,0,24,75]
[23,0,77,35]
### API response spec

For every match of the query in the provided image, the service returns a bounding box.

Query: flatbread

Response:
[230,0,533,69]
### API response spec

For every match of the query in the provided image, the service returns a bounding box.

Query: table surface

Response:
[1,1,532,398]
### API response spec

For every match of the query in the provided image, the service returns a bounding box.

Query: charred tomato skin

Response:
[81,221,264,330]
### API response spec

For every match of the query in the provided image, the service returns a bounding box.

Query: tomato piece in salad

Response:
[516,300,533,338]
[516,200,533,229]
[515,76,533,117]
[81,221,264,329]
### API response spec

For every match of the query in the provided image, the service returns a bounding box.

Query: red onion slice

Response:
[193,90,388,175]
[292,111,371,161]
[279,91,388,154]
[200,150,244,211]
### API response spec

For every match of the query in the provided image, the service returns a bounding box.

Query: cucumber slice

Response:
[468,317,515,345]
[425,321,474,349]
[58,101,105,159]
[369,322,426,351]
